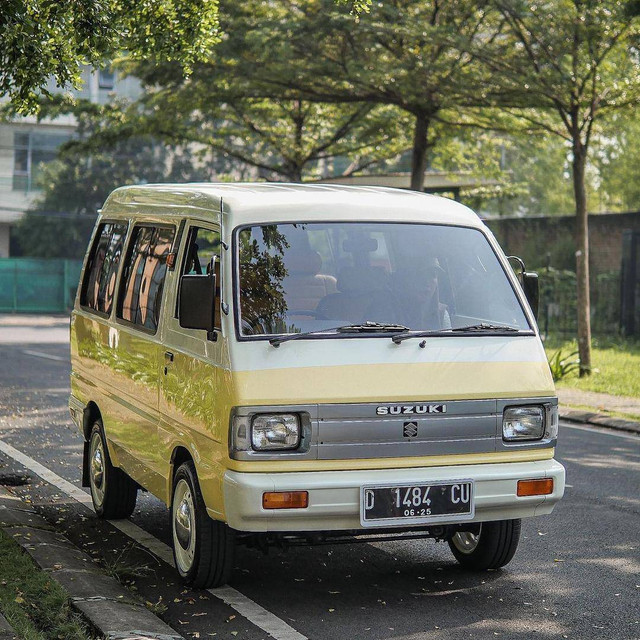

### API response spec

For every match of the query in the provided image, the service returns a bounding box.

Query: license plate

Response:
[360,480,474,527]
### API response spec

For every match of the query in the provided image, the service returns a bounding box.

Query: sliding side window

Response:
[81,221,128,315]
[117,225,176,333]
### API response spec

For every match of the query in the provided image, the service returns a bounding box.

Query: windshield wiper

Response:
[391,323,521,344]
[269,321,409,347]
[451,323,520,333]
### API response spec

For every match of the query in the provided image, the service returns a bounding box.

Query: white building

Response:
[0,66,140,256]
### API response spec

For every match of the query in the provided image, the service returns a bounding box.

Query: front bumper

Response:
[221,459,565,532]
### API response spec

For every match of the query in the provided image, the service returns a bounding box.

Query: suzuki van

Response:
[69,183,565,588]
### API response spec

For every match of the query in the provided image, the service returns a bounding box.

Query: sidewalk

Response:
[0,613,16,640]
[0,485,184,640]
[0,314,70,345]
[0,315,69,327]
[557,388,640,435]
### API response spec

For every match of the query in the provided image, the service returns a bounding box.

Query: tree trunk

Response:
[572,142,592,376]
[289,165,303,183]
[410,113,429,191]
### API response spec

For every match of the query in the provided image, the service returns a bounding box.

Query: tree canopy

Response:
[0,0,220,113]
[15,107,216,258]
[470,0,640,373]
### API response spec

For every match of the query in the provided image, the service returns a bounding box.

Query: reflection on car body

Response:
[69,183,565,589]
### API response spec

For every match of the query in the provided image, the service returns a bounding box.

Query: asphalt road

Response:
[0,319,638,640]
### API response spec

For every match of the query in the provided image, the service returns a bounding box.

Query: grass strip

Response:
[562,403,640,423]
[0,529,96,640]
[545,337,640,398]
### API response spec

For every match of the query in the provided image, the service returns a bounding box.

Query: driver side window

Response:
[177,225,222,332]
[182,226,221,276]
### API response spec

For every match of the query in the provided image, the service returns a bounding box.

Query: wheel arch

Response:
[81,401,123,484]
[81,402,102,487]
[167,445,194,503]
[82,401,102,441]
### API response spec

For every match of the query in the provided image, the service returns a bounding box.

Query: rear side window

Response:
[117,225,175,332]
[81,221,128,315]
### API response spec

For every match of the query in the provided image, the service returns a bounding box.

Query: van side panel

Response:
[158,349,233,514]
[156,218,230,513]
[71,312,166,493]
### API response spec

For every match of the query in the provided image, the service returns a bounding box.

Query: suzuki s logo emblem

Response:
[376,404,447,416]
[403,421,418,438]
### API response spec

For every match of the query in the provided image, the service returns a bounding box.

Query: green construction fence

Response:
[0,258,83,313]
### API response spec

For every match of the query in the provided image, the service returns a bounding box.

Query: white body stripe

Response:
[229,335,548,372]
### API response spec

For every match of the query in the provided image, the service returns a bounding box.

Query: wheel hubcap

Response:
[173,479,196,573]
[175,496,192,549]
[89,433,105,507]
[452,527,481,554]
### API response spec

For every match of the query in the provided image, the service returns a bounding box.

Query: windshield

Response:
[236,222,531,337]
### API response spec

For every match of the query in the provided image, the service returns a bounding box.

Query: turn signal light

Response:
[262,491,309,509]
[517,478,554,497]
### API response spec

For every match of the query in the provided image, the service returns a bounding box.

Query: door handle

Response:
[164,351,174,376]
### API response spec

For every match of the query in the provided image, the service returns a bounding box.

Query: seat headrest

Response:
[337,266,386,293]
[284,250,322,276]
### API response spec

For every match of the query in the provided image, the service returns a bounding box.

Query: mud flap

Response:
[81,439,90,487]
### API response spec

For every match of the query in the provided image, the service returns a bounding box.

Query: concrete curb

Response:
[0,487,185,640]
[0,612,17,640]
[560,408,640,435]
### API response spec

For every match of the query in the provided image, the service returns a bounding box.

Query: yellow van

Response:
[69,183,564,588]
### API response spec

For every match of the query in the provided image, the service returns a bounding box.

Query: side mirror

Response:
[522,271,539,320]
[507,256,539,320]
[179,272,216,332]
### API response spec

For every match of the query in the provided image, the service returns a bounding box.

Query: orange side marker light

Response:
[517,478,554,497]
[263,491,309,509]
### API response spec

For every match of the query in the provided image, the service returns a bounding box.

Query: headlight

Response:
[503,406,545,441]
[251,414,300,450]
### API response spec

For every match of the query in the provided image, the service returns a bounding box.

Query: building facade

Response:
[0,66,140,256]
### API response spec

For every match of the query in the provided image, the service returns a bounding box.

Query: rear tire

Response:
[448,519,521,570]
[171,460,235,588]
[88,423,137,519]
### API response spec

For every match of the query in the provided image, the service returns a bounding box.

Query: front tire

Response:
[171,461,235,588]
[88,423,137,519]
[448,519,521,570]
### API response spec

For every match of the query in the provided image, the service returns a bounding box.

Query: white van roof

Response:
[103,183,483,228]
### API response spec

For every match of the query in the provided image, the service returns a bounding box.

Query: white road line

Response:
[22,350,67,362]
[0,439,92,506]
[0,438,308,640]
[561,422,640,441]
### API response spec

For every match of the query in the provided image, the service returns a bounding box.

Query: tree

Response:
[471,0,640,375]
[65,11,411,184]
[225,0,496,190]
[594,110,640,212]
[121,91,408,182]
[0,0,220,114]
[15,106,216,258]
[0,0,373,115]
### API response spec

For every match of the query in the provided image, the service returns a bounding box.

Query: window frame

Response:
[79,219,129,319]
[232,220,536,343]
[98,67,115,90]
[115,222,177,336]
[12,130,72,193]
[174,222,223,336]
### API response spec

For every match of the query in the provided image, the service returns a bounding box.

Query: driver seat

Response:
[282,250,337,317]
